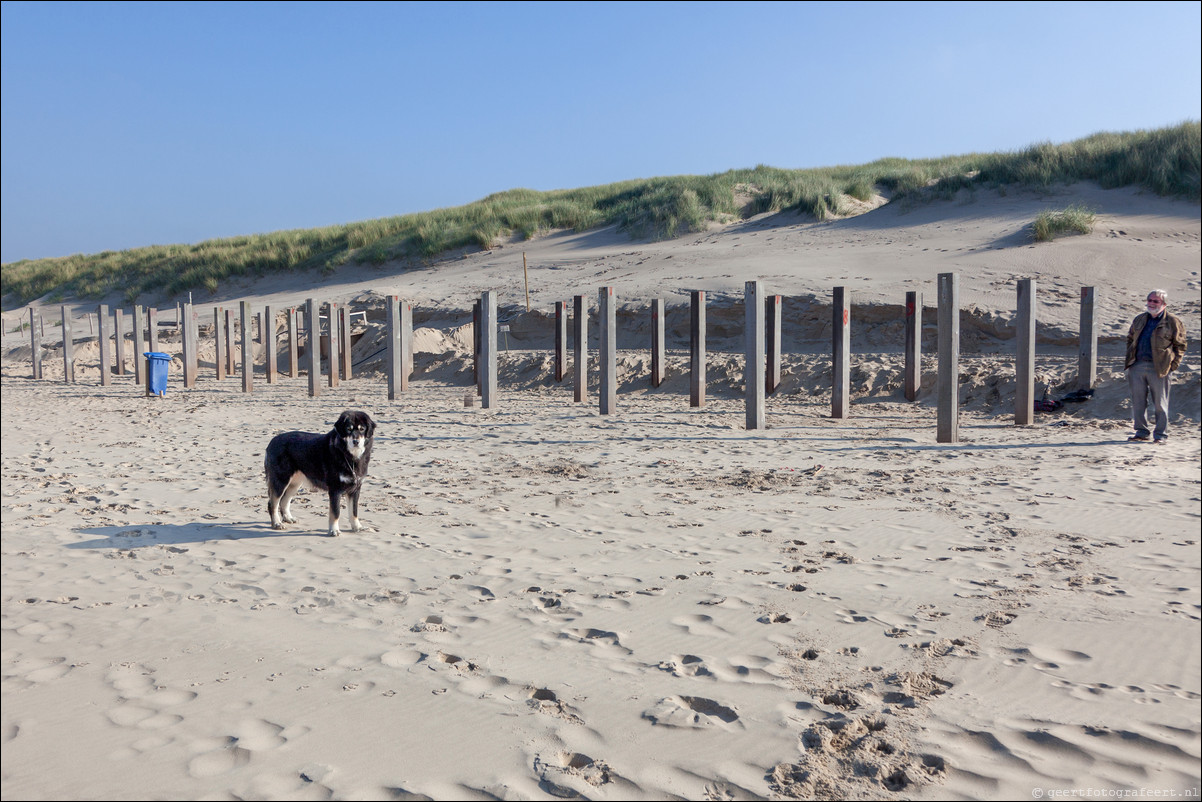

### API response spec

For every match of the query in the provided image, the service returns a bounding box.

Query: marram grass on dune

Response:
[2,122,1197,309]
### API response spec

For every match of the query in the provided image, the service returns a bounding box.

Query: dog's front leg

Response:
[327,492,342,537]
[349,487,363,532]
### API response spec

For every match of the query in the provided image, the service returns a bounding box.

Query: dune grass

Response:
[1033,205,1097,242]
[2,122,1198,308]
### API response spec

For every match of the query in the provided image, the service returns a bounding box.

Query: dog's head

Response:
[335,410,376,460]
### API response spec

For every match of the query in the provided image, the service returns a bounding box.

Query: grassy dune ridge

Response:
[2,122,1198,309]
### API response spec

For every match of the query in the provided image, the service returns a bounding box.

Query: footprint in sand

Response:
[527,687,585,724]
[642,695,742,729]
[560,628,630,654]
[658,654,715,678]
[4,655,73,688]
[187,736,253,777]
[533,751,626,797]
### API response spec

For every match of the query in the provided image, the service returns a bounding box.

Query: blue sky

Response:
[2,0,1199,264]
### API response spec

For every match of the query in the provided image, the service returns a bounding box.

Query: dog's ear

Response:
[335,411,352,434]
[365,414,376,435]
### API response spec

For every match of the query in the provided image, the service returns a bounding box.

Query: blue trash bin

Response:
[145,352,171,397]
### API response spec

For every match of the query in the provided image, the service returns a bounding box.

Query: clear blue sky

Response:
[2,0,1199,264]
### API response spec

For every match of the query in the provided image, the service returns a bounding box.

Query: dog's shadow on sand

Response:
[68,522,324,550]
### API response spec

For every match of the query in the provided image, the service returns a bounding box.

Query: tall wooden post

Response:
[241,301,254,394]
[745,281,766,430]
[327,301,340,388]
[573,294,587,404]
[481,291,498,409]
[265,305,277,383]
[832,287,851,418]
[651,298,665,388]
[473,299,481,395]
[61,306,74,384]
[307,299,321,398]
[1015,278,1036,425]
[555,301,567,383]
[1078,286,1098,391]
[97,304,111,386]
[182,303,198,388]
[225,308,236,375]
[402,300,413,389]
[148,308,160,354]
[288,307,299,378]
[214,308,226,380]
[30,308,42,379]
[599,286,617,415]
[690,290,706,408]
[133,306,147,385]
[937,273,960,443]
[387,296,402,400]
[113,308,126,375]
[340,305,353,380]
[904,291,922,402]
[767,295,781,395]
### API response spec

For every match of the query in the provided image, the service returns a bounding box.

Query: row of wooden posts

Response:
[30,300,387,393]
[29,274,1100,443]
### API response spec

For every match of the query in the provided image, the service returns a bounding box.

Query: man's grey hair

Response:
[1148,289,1168,303]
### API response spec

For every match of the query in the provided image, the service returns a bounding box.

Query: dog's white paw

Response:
[271,522,286,531]
[283,514,297,524]
[328,528,341,538]
[351,520,364,532]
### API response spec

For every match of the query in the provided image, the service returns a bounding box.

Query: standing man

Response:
[1125,289,1187,443]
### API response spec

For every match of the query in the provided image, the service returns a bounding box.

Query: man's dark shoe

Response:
[1153,437,1168,445]
[1128,434,1151,442]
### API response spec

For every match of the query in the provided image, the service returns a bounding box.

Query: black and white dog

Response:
[265,410,376,537]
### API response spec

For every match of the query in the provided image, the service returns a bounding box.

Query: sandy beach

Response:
[2,182,1199,800]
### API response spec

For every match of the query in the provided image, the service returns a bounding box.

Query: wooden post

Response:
[288,307,299,378]
[599,286,616,415]
[148,308,160,354]
[30,308,42,379]
[307,299,321,397]
[651,298,665,388]
[214,308,226,380]
[767,295,781,395]
[182,303,198,388]
[340,305,353,380]
[745,281,766,430]
[133,306,146,385]
[61,306,74,384]
[904,291,921,402]
[387,296,402,400]
[523,252,530,311]
[481,291,498,409]
[832,287,850,419]
[265,305,277,383]
[225,308,236,375]
[690,290,706,408]
[402,300,413,390]
[241,301,254,394]
[573,294,587,404]
[97,304,111,386]
[327,301,340,388]
[473,299,481,395]
[114,308,126,375]
[937,273,960,443]
[1078,286,1098,391]
[555,301,567,383]
[1016,278,1036,425]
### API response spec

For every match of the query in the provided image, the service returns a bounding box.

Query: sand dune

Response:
[2,182,1199,800]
